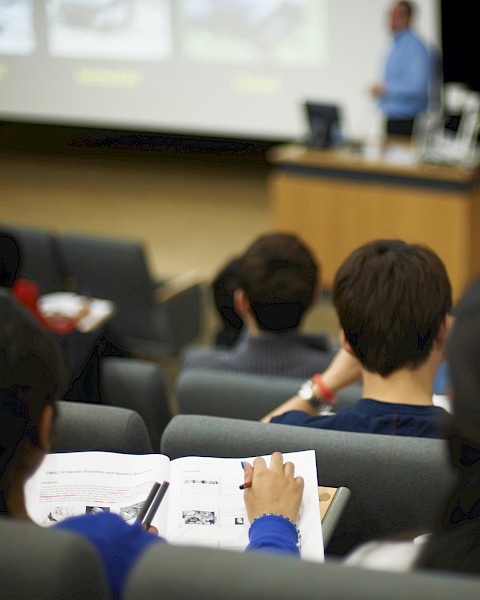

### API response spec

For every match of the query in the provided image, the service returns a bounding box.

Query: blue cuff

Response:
[246,514,300,557]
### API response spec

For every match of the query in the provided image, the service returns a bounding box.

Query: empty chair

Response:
[0,222,65,294]
[100,356,172,451]
[124,542,480,600]
[56,232,204,358]
[52,401,153,454]
[175,368,361,421]
[161,415,457,556]
[0,517,109,600]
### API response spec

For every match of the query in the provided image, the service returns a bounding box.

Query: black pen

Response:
[143,481,170,528]
[136,482,161,524]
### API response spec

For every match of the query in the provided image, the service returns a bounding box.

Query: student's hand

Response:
[142,524,159,536]
[243,452,304,524]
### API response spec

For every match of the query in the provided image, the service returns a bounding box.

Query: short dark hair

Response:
[0,231,21,287]
[212,256,243,332]
[333,239,452,376]
[0,294,66,496]
[236,233,319,331]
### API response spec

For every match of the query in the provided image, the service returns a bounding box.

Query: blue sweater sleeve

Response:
[55,512,162,600]
[245,514,300,557]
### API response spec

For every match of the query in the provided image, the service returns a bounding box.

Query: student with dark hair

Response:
[0,294,304,599]
[211,255,244,347]
[345,275,480,573]
[263,239,452,439]
[0,230,119,403]
[183,232,334,378]
[414,276,480,572]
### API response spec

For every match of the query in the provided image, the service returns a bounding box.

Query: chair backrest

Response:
[1,223,65,294]
[161,415,458,556]
[57,233,156,338]
[100,356,171,452]
[175,368,361,421]
[162,282,204,354]
[57,233,204,356]
[53,400,153,454]
[124,542,480,600]
[0,516,109,600]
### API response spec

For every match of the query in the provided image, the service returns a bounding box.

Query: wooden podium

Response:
[268,144,480,300]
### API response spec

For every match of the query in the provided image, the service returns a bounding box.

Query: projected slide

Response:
[47,0,172,61]
[0,0,35,55]
[178,0,326,66]
[0,1,439,141]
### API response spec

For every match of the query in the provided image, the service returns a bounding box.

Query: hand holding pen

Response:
[241,452,304,524]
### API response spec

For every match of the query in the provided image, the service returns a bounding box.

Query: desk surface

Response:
[319,486,337,521]
[268,144,480,186]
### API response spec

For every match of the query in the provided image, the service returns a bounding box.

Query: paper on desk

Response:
[38,292,114,333]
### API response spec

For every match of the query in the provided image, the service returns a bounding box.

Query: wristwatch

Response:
[297,379,324,410]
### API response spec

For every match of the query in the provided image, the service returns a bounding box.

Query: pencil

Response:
[143,481,170,528]
[136,481,161,524]
[239,481,253,490]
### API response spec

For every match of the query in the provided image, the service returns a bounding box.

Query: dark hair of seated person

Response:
[0,231,21,288]
[332,239,452,377]
[0,293,67,514]
[211,256,244,347]
[415,276,480,574]
[235,233,318,332]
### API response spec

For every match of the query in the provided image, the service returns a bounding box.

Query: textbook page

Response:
[25,449,323,561]
[163,450,323,562]
[24,452,171,534]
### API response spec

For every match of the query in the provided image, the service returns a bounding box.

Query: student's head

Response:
[414,277,480,574]
[0,231,21,287]
[235,233,319,332]
[0,294,66,509]
[444,277,480,450]
[333,239,452,377]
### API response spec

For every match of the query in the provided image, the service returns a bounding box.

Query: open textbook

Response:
[25,450,324,562]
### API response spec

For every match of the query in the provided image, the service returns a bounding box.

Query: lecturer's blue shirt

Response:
[379,29,430,119]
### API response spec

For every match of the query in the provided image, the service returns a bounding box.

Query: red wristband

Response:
[312,373,337,404]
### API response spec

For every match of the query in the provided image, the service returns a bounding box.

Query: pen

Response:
[143,481,170,528]
[136,482,161,524]
[239,481,252,490]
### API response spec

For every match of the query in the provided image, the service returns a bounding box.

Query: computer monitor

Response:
[304,102,342,148]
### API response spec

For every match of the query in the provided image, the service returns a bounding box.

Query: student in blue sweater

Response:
[0,293,303,600]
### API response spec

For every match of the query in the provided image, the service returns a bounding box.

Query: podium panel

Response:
[268,145,480,300]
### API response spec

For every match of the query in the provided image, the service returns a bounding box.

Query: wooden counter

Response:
[268,144,480,300]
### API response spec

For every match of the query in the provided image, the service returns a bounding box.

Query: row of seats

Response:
[3,514,480,600]
[85,362,359,453]
[175,368,361,420]
[47,399,456,556]
[3,408,479,599]
[2,222,204,358]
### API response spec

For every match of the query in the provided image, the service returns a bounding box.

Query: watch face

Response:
[298,380,314,400]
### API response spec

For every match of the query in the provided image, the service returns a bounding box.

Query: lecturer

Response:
[370,1,431,138]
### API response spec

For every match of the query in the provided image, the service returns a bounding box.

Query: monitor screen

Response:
[305,102,341,148]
